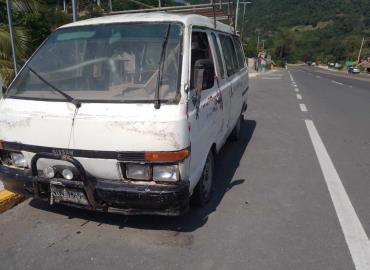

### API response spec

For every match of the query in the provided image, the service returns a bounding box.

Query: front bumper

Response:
[0,157,190,216]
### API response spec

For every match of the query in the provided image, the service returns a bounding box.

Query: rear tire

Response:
[191,150,215,206]
[229,115,241,141]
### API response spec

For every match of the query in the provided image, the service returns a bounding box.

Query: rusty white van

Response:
[0,13,249,216]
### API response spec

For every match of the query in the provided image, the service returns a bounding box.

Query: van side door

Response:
[219,34,244,130]
[210,32,232,145]
[187,29,224,190]
[232,36,249,111]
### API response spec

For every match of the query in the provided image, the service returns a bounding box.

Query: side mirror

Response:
[193,59,215,92]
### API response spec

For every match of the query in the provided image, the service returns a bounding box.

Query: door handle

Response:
[216,94,222,104]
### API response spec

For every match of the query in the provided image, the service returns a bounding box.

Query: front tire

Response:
[191,150,215,206]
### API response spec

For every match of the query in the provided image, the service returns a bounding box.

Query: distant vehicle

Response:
[348,66,361,74]
[328,62,335,68]
[311,62,316,66]
[334,63,342,69]
[306,61,312,66]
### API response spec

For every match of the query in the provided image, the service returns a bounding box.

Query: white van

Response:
[0,13,249,216]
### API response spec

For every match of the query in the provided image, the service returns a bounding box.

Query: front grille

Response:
[117,152,145,162]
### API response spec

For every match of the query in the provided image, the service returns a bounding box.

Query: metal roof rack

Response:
[109,1,236,31]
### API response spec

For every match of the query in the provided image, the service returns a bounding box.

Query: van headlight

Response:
[10,152,27,168]
[126,164,151,180]
[153,165,179,182]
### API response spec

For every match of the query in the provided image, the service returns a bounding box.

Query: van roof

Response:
[59,12,235,34]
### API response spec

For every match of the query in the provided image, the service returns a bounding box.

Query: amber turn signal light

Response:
[145,149,190,162]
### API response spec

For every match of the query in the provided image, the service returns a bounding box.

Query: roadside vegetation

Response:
[1,0,369,85]
[242,0,370,65]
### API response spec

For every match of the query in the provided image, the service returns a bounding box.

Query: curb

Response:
[0,190,26,213]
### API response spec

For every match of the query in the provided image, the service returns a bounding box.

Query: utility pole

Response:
[63,0,66,12]
[6,0,18,75]
[256,31,260,52]
[72,0,77,22]
[158,0,161,8]
[235,0,240,30]
[243,2,247,21]
[261,39,265,50]
[240,2,252,39]
[109,0,112,12]
[235,1,252,32]
[357,36,365,64]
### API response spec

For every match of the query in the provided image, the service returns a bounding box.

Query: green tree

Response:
[0,0,37,86]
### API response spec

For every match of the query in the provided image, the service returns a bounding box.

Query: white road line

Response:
[299,103,308,112]
[305,120,370,270]
[296,94,302,100]
[295,88,299,92]
[332,80,344,86]
[261,77,281,80]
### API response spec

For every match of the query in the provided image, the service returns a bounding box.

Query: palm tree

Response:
[0,0,37,87]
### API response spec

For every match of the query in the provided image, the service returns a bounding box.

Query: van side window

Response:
[191,31,215,90]
[211,33,225,79]
[233,37,246,69]
[219,35,239,76]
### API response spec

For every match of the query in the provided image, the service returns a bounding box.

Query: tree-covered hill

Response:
[240,0,370,64]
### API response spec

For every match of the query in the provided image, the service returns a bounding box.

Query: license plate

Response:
[50,182,89,206]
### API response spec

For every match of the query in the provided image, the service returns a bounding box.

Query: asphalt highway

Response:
[0,67,369,270]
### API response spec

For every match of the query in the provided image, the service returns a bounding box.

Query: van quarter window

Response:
[219,35,239,77]
[211,33,225,79]
[233,37,246,69]
[6,23,183,103]
[190,31,215,90]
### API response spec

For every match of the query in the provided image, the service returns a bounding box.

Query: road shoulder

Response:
[0,190,25,213]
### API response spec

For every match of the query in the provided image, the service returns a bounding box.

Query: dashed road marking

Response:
[294,87,299,92]
[305,119,370,270]
[299,103,308,112]
[332,80,344,86]
[261,77,281,80]
[296,94,302,100]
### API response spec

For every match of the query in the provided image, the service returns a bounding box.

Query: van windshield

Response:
[7,23,183,102]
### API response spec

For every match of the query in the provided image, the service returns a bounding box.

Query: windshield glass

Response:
[7,23,183,102]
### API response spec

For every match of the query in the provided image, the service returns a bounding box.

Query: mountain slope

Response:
[241,0,370,63]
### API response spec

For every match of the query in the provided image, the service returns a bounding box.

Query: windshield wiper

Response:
[25,65,81,108]
[154,24,171,109]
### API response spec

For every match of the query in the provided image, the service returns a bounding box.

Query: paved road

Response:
[314,66,370,82]
[0,67,369,270]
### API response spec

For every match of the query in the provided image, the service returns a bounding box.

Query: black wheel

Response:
[229,115,241,141]
[191,150,215,206]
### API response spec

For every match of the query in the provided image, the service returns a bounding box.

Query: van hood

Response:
[0,98,189,153]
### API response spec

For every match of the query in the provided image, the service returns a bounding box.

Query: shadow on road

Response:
[29,119,256,232]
